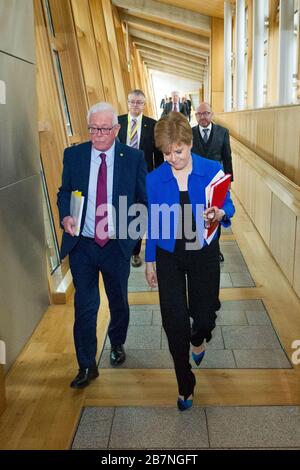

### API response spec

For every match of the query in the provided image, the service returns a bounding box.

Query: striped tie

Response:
[129,118,138,149]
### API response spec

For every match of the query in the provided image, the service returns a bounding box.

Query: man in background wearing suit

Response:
[162,90,188,117]
[192,102,233,262]
[118,89,163,268]
[57,102,147,388]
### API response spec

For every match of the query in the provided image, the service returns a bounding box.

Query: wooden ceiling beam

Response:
[132,37,208,63]
[143,59,204,81]
[112,0,211,35]
[129,29,209,57]
[139,50,205,73]
[157,0,226,19]
[122,13,209,49]
[135,46,207,68]
[146,64,203,82]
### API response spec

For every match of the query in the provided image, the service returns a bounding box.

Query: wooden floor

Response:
[0,195,300,450]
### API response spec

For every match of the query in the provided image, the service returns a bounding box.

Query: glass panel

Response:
[293,0,299,102]
[44,0,55,36]
[53,51,73,136]
[40,159,60,274]
[263,0,269,105]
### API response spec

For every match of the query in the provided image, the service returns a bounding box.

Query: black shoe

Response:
[219,252,224,262]
[110,345,126,366]
[70,367,99,389]
[131,255,142,267]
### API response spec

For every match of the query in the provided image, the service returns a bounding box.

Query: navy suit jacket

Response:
[57,140,148,260]
[118,114,163,172]
[162,102,188,117]
[192,123,233,180]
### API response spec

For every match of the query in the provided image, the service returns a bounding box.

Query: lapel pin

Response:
[120,153,124,157]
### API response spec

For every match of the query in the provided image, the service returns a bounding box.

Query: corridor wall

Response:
[0,0,49,371]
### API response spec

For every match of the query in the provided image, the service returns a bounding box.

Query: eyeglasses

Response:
[128,100,145,105]
[88,126,116,135]
[196,111,211,117]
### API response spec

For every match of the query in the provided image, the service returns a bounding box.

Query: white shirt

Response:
[82,143,115,238]
[126,113,142,147]
[199,123,212,141]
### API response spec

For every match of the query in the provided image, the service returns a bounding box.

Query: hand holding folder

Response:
[204,173,231,244]
[70,190,85,236]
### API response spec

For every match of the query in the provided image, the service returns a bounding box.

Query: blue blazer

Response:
[57,140,148,260]
[145,153,235,262]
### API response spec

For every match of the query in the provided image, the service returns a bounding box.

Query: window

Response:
[43,0,73,136]
[44,0,55,36]
[40,160,60,274]
[293,0,300,102]
[244,7,248,106]
[263,0,269,106]
[53,50,73,136]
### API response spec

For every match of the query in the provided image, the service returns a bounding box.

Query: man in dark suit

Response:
[192,102,233,262]
[182,96,192,122]
[162,91,188,117]
[118,89,163,268]
[57,102,147,388]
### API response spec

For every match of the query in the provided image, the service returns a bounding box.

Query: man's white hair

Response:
[87,102,118,125]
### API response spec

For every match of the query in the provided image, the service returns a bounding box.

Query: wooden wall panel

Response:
[112,6,132,100]
[34,0,68,246]
[211,17,224,112]
[89,0,118,109]
[215,105,300,186]
[48,0,89,142]
[270,194,296,284]
[101,0,127,113]
[254,175,272,248]
[294,217,300,297]
[255,109,275,165]
[231,137,300,298]
[273,107,300,186]
[70,0,105,106]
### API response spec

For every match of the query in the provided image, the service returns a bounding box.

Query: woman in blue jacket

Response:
[145,112,235,411]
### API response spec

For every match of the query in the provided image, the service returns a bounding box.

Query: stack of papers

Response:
[70,190,85,236]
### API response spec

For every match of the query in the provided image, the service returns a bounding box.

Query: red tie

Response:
[174,103,178,112]
[95,153,109,247]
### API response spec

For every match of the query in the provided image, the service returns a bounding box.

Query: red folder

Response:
[205,174,231,241]
[209,173,231,208]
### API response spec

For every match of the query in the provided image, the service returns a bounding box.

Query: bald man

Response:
[192,102,233,177]
[192,102,233,263]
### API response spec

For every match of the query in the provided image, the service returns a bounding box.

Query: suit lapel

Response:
[81,142,92,197]
[196,127,205,154]
[139,115,148,149]
[112,140,122,207]
[118,115,128,144]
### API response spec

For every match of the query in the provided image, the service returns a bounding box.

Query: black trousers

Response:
[133,239,142,256]
[156,240,220,399]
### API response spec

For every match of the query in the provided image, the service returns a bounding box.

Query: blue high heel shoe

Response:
[192,350,205,366]
[177,396,193,411]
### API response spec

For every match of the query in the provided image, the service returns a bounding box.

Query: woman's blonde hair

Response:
[154,112,192,153]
